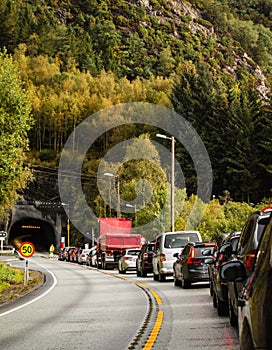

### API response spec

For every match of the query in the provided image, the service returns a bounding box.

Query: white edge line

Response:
[0,262,57,317]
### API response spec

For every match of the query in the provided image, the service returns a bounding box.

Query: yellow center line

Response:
[142,311,164,350]
[150,289,162,305]
[131,280,148,289]
[95,270,164,349]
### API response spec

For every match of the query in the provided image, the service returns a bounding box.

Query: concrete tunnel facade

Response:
[8,202,63,252]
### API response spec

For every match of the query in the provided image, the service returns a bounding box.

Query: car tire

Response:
[159,272,166,282]
[213,292,217,308]
[174,275,181,287]
[209,281,214,297]
[141,270,147,277]
[240,320,254,350]
[153,273,159,281]
[217,297,228,316]
[228,297,238,327]
[181,274,190,289]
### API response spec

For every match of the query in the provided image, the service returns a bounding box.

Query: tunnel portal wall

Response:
[8,204,63,252]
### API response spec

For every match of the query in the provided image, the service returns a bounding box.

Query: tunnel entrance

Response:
[9,218,56,252]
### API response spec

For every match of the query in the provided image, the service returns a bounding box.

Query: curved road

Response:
[0,255,147,350]
[0,256,239,349]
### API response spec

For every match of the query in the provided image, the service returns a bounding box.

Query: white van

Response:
[152,231,202,282]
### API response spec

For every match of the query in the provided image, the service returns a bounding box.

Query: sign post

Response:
[0,231,7,252]
[19,242,35,285]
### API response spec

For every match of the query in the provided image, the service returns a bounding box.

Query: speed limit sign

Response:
[19,242,35,259]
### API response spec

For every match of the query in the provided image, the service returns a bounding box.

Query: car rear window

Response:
[194,247,214,257]
[127,250,140,255]
[164,233,199,248]
[147,244,154,252]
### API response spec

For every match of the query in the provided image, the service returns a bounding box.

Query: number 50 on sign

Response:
[19,242,35,258]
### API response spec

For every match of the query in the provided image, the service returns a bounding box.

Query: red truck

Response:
[97,218,142,270]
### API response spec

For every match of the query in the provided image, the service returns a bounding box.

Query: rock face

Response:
[137,0,269,99]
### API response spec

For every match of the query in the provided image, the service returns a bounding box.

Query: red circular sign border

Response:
[19,241,35,258]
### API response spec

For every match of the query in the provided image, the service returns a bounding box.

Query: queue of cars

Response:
[57,208,272,349]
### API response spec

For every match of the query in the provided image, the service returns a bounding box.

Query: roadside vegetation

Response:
[0,260,44,306]
[0,1,271,243]
[0,261,24,292]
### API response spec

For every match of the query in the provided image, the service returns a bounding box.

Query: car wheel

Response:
[159,272,166,282]
[228,297,238,327]
[141,270,147,277]
[181,274,190,289]
[153,273,159,281]
[217,297,228,316]
[240,320,254,350]
[209,281,214,297]
[174,275,181,287]
[213,291,217,308]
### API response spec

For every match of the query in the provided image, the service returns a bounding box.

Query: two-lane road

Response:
[0,256,239,349]
[0,256,147,350]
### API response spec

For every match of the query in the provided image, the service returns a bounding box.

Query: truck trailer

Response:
[97,218,142,269]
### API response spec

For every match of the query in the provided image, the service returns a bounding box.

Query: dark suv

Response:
[221,211,272,349]
[208,231,241,316]
[173,241,216,288]
[136,242,155,277]
[227,206,272,327]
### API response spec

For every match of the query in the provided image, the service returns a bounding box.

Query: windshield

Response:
[164,233,199,248]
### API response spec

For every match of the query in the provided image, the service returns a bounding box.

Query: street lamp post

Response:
[104,173,121,217]
[62,203,70,247]
[156,133,175,232]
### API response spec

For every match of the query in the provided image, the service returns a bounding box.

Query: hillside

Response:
[0,0,271,219]
[0,0,271,88]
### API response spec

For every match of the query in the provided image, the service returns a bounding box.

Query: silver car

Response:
[118,249,141,274]
[78,249,91,264]
[152,231,202,282]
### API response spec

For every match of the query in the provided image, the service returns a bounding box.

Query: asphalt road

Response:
[0,255,147,350]
[0,256,239,350]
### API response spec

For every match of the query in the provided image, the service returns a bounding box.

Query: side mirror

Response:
[173,252,179,258]
[219,243,232,256]
[220,261,247,281]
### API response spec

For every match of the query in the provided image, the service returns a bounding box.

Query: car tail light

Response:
[143,253,148,260]
[245,249,256,273]
[261,206,272,212]
[160,254,166,262]
[187,248,201,265]
[82,254,85,257]
[106,253,113,257]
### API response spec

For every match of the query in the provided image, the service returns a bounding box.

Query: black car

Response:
[221,211,272,349]
[227,207,272,327]
[208,231,241,317]
[136,242,155,277]
[173,241,216,288]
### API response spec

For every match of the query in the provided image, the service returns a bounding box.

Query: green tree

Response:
[0,50,33,216]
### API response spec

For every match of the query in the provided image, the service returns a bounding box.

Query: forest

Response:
[0,0,271,240]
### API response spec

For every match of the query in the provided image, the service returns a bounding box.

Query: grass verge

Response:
[0,261,44,306]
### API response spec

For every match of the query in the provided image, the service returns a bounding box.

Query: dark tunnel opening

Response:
[9,218,56,252]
